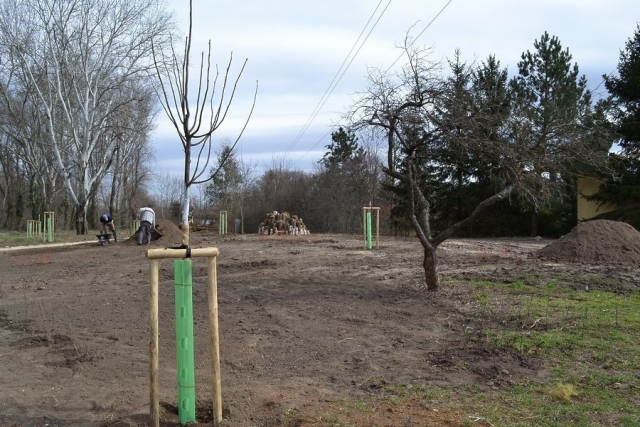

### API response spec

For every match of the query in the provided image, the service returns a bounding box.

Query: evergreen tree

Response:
[205,144,243,218]
[508,32,610,235]
[321,127,361,166]
[604,24,640,155]
[312,127,378,233]
[587,25,640,228]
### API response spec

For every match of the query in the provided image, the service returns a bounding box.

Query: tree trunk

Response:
[75,203,87,235]
[422,245,439,291]
[109,147,121,220]
[530,212,538,237]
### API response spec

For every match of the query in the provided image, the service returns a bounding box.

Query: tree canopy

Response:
[349,33,614,290]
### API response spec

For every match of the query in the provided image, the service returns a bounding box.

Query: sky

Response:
[152,0,640,178]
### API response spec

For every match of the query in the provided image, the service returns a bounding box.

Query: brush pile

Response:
[258,211,310,235]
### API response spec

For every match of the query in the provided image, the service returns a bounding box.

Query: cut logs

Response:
[258,211,310,235]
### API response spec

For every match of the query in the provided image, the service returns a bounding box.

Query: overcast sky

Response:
[153,0,640,177]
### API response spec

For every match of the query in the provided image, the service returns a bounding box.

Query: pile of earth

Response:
[123,219,197,246]
[536,219,640,265]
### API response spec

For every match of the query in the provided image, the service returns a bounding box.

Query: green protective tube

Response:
[222,212,226,235]
[174,259,196,424]
[366,212,372,250]
[46,218,53,242]
[27,222,32,238]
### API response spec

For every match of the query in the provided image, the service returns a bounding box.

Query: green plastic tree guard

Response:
[46,217,53,242]
[174,259,196,424]
[366,212,372,250]
[220,212,226,235]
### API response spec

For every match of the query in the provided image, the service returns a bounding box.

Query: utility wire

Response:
[284,0,392,157]
[291,129,332,167]
[385,0,454,73]
[291,4,393,166]
[290,0,454,168]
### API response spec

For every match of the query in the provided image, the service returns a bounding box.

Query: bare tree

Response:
[152,0,257,245]
[349,41,613,291]
[105,82,158,224]
[0,0,173,233]
[154,172,183,220]
[0,43,65,222]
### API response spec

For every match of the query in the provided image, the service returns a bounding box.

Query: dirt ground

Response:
[0,222,638,426]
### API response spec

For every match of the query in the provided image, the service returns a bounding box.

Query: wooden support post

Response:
[132,219,141,235]
[207,256,222,425]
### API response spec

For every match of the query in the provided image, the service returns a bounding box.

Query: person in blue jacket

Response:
[99,212,117,243]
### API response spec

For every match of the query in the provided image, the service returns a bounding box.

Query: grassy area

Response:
[0,229,101,246]
[281,279,640,426]
[463,281,640,426]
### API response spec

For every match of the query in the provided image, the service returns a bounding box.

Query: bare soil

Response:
[0,220,638,426]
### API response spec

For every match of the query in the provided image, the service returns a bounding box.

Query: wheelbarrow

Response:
[96,233,113,246]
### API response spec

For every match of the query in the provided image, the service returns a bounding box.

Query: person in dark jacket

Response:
[99,212,117,243]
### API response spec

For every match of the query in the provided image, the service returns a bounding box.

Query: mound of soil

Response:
[536,219,640,265]
[123,219,190,246]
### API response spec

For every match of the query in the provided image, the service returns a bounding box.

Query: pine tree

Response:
[588,25,640,229]
[604,24,640,155]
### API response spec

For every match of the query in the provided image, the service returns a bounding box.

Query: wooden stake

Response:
[207,256,223,425]
[149,259,160,427]
[146,247,219,260]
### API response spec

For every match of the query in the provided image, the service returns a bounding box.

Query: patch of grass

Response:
[457,278,640,426]
[0,231,42,245]
[549,383,578,402]
[347,401,373,413]
[283,407,301,417]
[0,229,97,246]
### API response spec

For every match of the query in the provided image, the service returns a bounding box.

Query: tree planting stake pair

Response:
[146,246,222,426]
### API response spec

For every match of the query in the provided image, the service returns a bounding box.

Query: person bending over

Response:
[99,212,117,243]
[137,206,155,245]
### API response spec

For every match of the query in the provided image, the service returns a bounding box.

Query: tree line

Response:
[0,0,171,232]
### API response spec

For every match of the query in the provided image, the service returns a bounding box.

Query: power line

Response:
[291,129,332,168]
[290,0,455,168]
[284,0,392,157]
[385,0,454,73]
